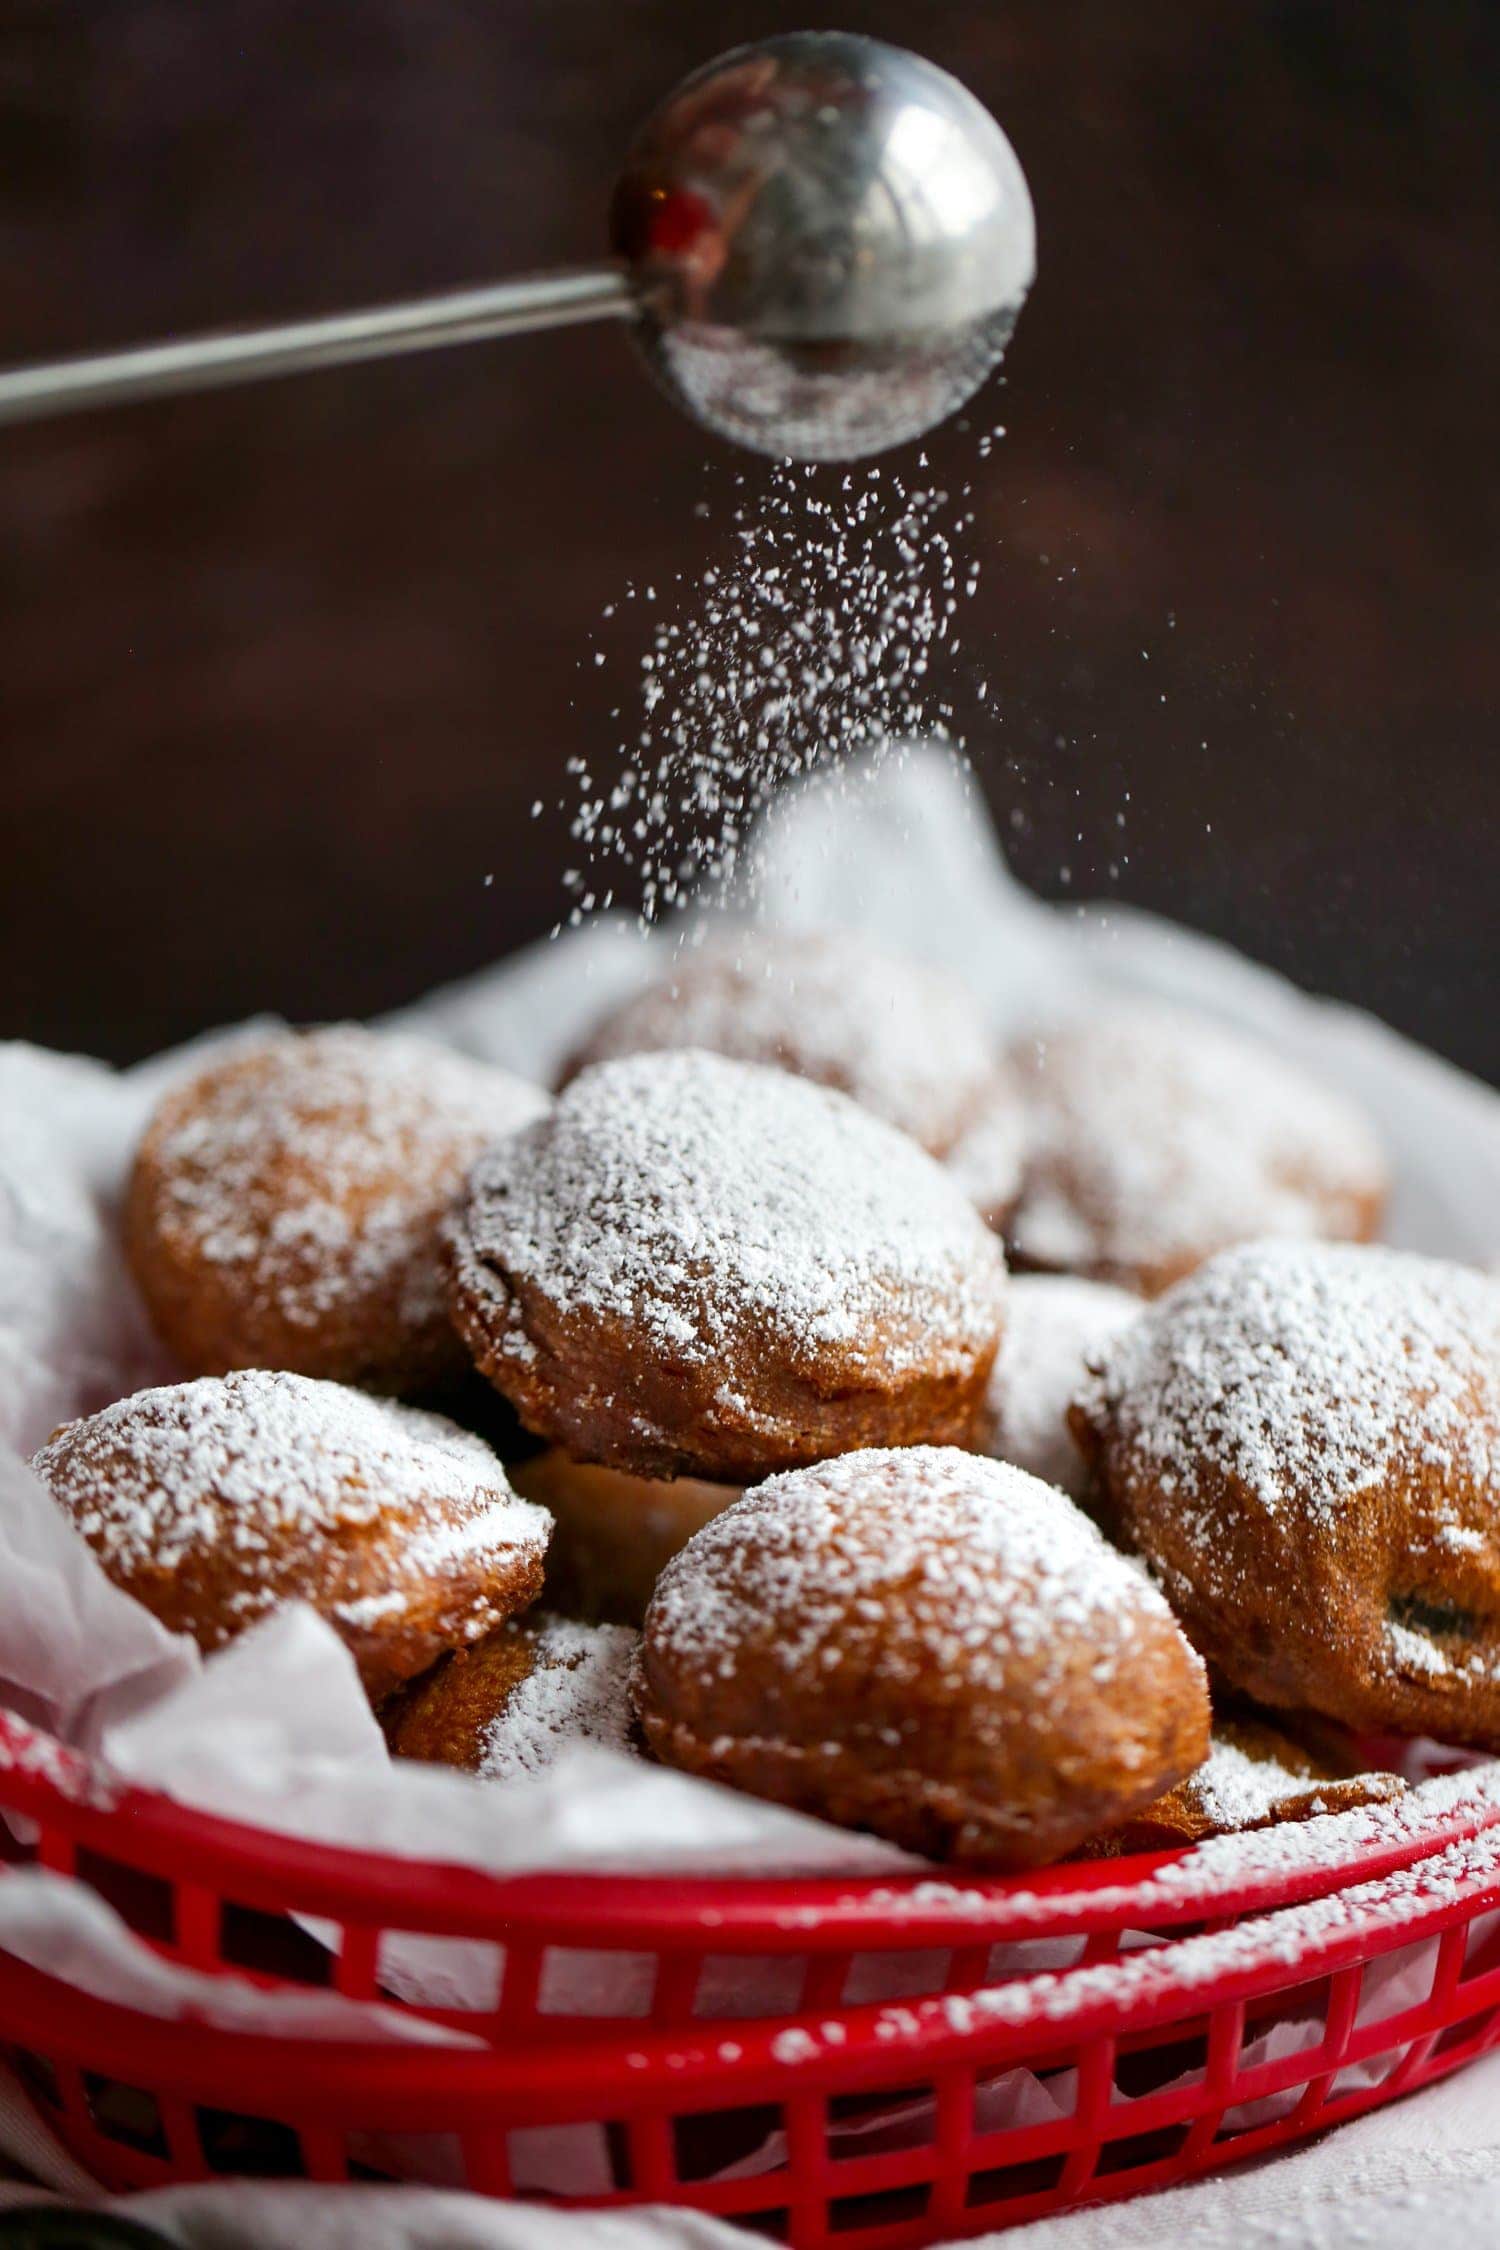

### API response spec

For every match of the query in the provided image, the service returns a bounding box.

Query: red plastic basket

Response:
[0,1709,1497,2248]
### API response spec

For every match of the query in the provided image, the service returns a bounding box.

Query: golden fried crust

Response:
[509,1449,740,1625]
[1071,1242,1500,1748]
[386,1613,638,1776]
[446,1052,1008,1484]
[31,1371,550,1706]
[634,1449,1211,1869]
[125,1026,547,1397]
[1082,1711,1405,1855]
[385,1621,542,1766]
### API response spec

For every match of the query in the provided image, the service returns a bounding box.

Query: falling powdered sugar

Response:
[560,459,983,926]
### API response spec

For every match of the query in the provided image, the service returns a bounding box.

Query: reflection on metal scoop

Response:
[0,32,1034,462]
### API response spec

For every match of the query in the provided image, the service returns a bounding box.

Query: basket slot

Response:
[827,2178,930,2235]
[539,1944,656,2018]
[1228,1974,1334,2106]
[173,1883,221,1969]
[672,2099,785,2184]
[75,1848,173,1942]
[196,2104,310,2178]
[695,1950,807,2018]
[82,2072,167,2158]
[1459,1906,1500,1983]
[219,1900,332,1986]
[963,2148,1067,2214]
[1430,2005,1500,2066]
[984,1933,1090,1980]
[842,1946,953,2006]
[826,2080,938,2159]
[1094,2121,1191,2178]
[1111,2015,1209,2107]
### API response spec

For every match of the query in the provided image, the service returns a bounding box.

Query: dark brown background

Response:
[2,1,1495,1076]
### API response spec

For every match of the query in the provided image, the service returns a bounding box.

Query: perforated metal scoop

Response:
[0,32,1035,461]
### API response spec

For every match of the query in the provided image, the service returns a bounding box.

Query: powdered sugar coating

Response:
[647,1448,1189,1703]
[637,1446,1208,1864]
[479,1619,638,1782]
[981,1275,1140,1496]
[1009,1003,1388,1292]
[570,927,996,1157]
[32,1369,549,1651]
[1184,1734,1399,1831]
[128,1025,549,1389]
[1079,1241,1500,1523]
[454,1050,1007,1387]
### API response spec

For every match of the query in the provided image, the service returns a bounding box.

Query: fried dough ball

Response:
[564,927,997,1157]
[1007,1003,1388,1295]
[510,1449,740,1625]
[1083,1709,1405,1856]
[1072,1242,1500,1747]
[633,1448,1210,1867]
[978,1273,1140,1499]
[386,1613,638,1778]
[447,1051,1008,1484]
[32,1370,551,1703]
[125,1025,548,1396]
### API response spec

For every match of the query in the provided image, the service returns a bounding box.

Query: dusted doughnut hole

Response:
[1007,1003,1388,1296]
[387,1613,638,1779]
[511,1448,740,1625]
[564,925,997,1156]
[446,1049,1009,1484]
[633,1447,1211,1868]
[977,1273,1140,1498]
[32,1370,551,1704]
[125,1025,549,1396]
[1072,1242,1500,1747]
[1081,1707,1405,1856]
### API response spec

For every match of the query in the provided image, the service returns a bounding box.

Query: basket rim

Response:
[4,1707,1500,1946]
[2,1813,1498,2122]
